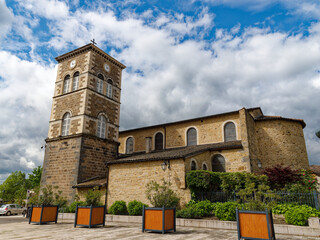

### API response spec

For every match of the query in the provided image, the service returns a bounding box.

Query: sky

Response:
[0,0,320,183]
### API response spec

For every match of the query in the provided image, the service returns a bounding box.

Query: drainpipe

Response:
[105,163,109,209]
[163,125,167,149]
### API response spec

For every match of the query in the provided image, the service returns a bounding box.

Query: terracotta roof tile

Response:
[108,141,242,165]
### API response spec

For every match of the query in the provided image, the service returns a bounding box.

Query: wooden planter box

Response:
[142,206,176,234]
[29,205,59,225]
[74,205,106,228]
[236,209,276,240]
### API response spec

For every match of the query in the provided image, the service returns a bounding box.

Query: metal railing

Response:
[193,191,320,210]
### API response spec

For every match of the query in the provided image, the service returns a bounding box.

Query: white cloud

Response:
[18,0,69,19]
[0,0,14,38]
[0,51,56,181]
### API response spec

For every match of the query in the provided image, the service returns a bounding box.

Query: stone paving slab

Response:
[1,216,320,239]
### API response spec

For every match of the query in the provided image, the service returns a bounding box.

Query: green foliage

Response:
[270,204,320,226]
[272,203,296,215]
[177,200,216,218]
[145,179,180,208]
[0,166,43,205]
[68,201,86,213]
[39,185,67,208]
[186,171,221,193]
[285,169,316,193]
[0,171,28,204]
[127,200,148,216]
[108,200,128,215]
[214,202,242,221]
[28,166,42,189]
[84,187,102,206]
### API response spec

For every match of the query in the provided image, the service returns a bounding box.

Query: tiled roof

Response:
[72,176,106,188]
[254,115,306,128]
[310,165,320,176]
[108,141,242,165]
[120,107,261,134]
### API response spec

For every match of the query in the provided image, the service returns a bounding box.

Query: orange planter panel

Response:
[239,213,268,239]
[91,207,105,225]
[30,207,41,222]
[76,208,90,225]
[164,209,174,230]
[42,207,58,222]
[144,209,163,230]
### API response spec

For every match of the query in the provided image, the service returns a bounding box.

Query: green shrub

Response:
[84,187,102,206]
[109,200,127,215]
[145,180,180,208]
[285,208,309,226]
[272,204,296,215]
[177,206,201,219]
[68,201,86,213]
[284,204,320,226]
[127,200,148,216]
[214,202,242,221]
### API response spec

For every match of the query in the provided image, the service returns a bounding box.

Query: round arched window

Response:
[211,154,226,172]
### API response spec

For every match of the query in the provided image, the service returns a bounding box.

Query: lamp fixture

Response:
[161,160,170,171]
[257,160,262,168]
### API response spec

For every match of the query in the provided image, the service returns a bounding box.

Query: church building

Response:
[40,44,309,208]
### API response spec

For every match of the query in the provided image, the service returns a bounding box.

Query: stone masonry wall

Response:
[78,135,118,183]
[41,136,82,202]
[107,159,191,209]
[118,112,240,153]
[255,120,309,170]
[185,148,251,173]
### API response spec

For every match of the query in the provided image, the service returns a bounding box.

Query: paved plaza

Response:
[1,215,320,240]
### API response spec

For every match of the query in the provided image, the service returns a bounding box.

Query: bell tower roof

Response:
[55,43,126,69]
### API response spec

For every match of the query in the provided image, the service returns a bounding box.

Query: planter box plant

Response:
[142,179,179,234]
[236,208,276,240]
[29,205,59,225]
[142,206,176,234]
[28,185,66,225]
[74,186,105,228]
[74,205,106,228]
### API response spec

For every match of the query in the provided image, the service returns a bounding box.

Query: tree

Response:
[28,166,42,189]
[316,130,320,139]
[0,171,28,204]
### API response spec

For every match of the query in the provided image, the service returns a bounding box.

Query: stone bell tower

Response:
[40,43,126,201]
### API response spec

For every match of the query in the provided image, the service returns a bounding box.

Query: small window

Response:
[97,115,107,138]
[212,154,226,172]
[63,75,70,94]
[202,163,207,170]
[191,160,197,170]
[72,72,79,91]
[107,79,113,98]
[126,137,134,154]
[155,132,164,150]
[224,122,236,142]
[96,74,104,94]
[61,112,71,136]
[187,127,197,146]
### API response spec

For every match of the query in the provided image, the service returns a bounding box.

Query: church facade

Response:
[40,44,309,208]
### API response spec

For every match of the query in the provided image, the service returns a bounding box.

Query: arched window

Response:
[224,122,236,142]
[202,163,207,170]
[63,75,70,94]
[96,74,104,94]
[155,132,163,150]
[191,160,197,170]
[61,112,71,136]
[106,79,113,98]
[72,71,79,91]
[97,115,107,138]
[212,154,226,172]
[187,127,197,146]
[126,137,134,154]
